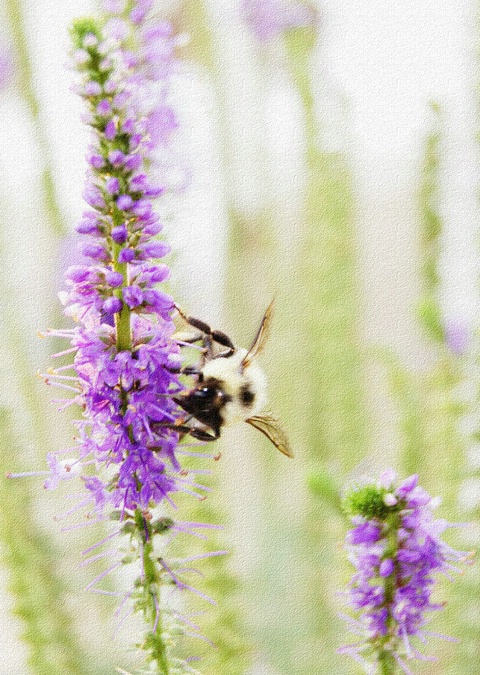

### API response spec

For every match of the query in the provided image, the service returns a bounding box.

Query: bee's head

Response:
[173,378,228,416]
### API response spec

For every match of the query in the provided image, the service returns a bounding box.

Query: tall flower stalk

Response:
[38,4,220,673]
[340,471,472,674]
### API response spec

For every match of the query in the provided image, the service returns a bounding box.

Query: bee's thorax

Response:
[199,350,267,426]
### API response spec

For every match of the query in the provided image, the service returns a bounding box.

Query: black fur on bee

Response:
[172,377,231,438]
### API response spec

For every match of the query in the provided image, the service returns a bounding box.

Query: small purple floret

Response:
[348,521,382,545]
[97,99,113,116]
[103,296,123,314]
[106,176,120,194]
[84,81,102,97]
[112,223,128,243]
[117,194,133,210]
[118,247,135,263]
[106,270,124,287]
[444,318,470,356]
[104,119,117,140]
[379,558,394,577]
[123,285,144,308]
[108,149,125,166]
[82,242,108,260]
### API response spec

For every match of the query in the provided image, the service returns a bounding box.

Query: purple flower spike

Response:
[59,7,189,516]
[37,9,225,673]
[340,473,472,671]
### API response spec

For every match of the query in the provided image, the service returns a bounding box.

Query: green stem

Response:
[5,0,67,237]
[377,520,399,675]
[115,303,132,351]
[134,510,170,675]
[115,254,168,671]
[113,236,132,352]
[378,650,397,675]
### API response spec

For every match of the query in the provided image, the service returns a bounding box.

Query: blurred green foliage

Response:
[416,103,445,344]
[0,410,99,675]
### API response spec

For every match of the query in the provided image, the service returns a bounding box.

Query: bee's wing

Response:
[241,299,274,370]
[245,413,294,458]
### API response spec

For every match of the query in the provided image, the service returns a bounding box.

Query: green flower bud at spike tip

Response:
[70,17,103,49]
[342,483,392,521]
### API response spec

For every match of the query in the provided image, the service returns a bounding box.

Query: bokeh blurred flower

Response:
[0,43,13,90]
[243,0,317,42]
[444,317,471,356]
[340,471,472,673]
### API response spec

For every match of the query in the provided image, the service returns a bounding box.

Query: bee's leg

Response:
[174,305,235,358]
[151,422,195,440]
[181,365,201,376]
[162,364,201,376]
[152,420,218,443]
[187,428,218,442]
[176,332,205,345]
[189,427,222,460]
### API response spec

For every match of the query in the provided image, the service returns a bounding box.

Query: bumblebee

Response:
[171,300,293,458]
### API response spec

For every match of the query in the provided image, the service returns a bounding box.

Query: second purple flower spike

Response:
[339,471,473,674]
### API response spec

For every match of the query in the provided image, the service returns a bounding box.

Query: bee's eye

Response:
[194,387,214,399]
